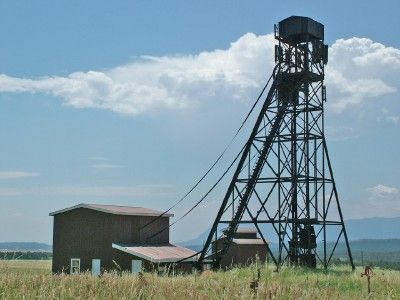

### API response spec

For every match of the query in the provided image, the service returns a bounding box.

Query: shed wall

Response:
[52,208,169,273]
[213,239,268,269]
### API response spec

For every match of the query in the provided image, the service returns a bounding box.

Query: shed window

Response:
[70,258,80,274]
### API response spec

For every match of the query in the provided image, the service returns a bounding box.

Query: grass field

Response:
[0,260,399,299]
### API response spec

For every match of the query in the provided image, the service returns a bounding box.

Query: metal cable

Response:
[145,143,246,242]
[140,66,278,231]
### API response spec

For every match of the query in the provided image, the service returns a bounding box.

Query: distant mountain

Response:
[179,217,400,248]
[3,217,399,253]
[0,242,52,252]
[178,229,210,249]
[345,217,400,240]
[333,239,400,264]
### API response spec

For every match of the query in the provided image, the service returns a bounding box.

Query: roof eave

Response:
[111,243,198,263]
[49,203,173,217]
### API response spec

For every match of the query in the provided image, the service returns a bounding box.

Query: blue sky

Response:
[0,1,399,243]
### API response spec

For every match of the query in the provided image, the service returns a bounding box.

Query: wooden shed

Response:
[212,228,268,268]
[50,203,196,274]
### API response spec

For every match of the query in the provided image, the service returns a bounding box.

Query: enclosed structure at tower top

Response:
[278,16,324,42]
[196,16,354,270]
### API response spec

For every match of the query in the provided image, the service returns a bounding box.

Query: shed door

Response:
[92,259,101,276]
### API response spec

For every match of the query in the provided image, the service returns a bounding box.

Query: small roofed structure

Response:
[50,203,195,274]
[277,16,324,43]
[112,244,197,264]
[212,228,268,268]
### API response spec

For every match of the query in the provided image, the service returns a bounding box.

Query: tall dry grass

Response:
[0,260,399,299]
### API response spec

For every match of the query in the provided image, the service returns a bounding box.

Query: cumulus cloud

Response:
[327,38,399,112]
[0,33,275,115]
[0,34,398,115]
[360,184,400,218]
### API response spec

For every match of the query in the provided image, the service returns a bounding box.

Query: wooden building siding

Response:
[213,239,268,269]
[52,207,169,273]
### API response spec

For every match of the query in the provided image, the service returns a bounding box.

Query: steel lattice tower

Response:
[197,16,354,270]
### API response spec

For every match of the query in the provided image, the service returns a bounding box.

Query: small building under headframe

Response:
[50,203,196,274]
[212,228,268,268]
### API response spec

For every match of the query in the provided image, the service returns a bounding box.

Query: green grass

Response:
[0,260,399,299]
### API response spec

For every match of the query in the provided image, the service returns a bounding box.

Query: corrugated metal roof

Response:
[49,203,173,217]
[112,243,197,263]
[232,238,267,245]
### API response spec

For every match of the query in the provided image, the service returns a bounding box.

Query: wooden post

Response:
[361,266,373,295]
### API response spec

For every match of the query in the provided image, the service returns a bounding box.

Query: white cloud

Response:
[0,33,275,115]
[327,38,399,112]
[0,34,398,115]
[367,184,399,199]
[0,171,39,179]
[358,184,400,218]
